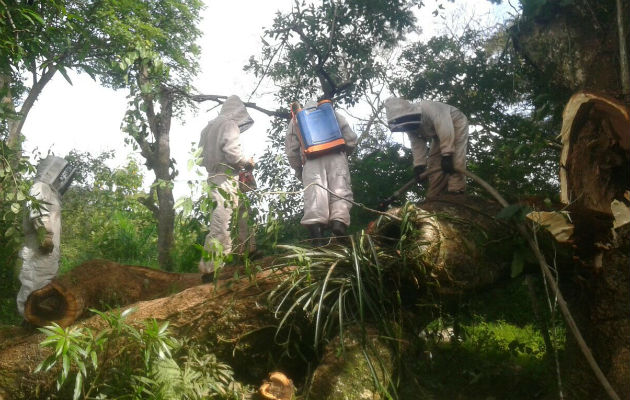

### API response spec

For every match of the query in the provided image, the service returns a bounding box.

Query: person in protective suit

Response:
[384,97,468,198]
[198,95,255,280]
[17,155,75,316]
[285,100,357,244]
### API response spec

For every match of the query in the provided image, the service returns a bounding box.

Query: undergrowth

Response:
[37,308,250,400]
[402,276,566,400]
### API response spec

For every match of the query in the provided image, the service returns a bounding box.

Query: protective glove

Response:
[413,165,427,183]
[39,232,54,254]
[441,154,455,173]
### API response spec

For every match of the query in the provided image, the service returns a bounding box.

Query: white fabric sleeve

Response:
[335,112,358,154]
[407,132,429,166]
[285,120,303,171]
[220,120,249,169]
[433,111,455,155]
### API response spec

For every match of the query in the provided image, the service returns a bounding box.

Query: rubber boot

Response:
[330,220,348,237]
[306,223,326,247]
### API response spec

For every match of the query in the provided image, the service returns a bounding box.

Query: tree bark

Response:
[511,1,627,97]
[134,80,176,271]
[154,87,175,271]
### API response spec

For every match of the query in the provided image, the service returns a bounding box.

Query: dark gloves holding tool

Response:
[441,154,455,173]
[413,165,427,182]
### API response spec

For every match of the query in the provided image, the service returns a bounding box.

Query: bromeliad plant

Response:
[267,204,425,355]
[36,308,248,400]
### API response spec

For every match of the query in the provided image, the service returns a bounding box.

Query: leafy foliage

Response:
[349,126,415,228]
[37,308,249,400]
[1,0,204,272]
[0,142,37,324]
[246,0,420,103]
[109,0,203,270]
[60,151,157,270]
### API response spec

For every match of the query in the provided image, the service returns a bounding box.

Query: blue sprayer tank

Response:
[294,100,346,158]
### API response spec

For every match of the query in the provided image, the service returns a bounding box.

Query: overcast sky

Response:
[20,0,512,199]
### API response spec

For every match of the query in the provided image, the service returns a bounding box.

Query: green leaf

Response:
[4,226,16,238]
[62,354,70,381]
[58,66,73,86]
[10,202,20,214]
[73,371,83,400]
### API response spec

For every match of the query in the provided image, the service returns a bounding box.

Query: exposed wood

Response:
[23,259,202,328]
[559,91,630,214]
[259,372,294,400]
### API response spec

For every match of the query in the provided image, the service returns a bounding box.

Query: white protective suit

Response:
[198,95,254,274]
[385,97,468,198]
[285,104,358,228]
[17,156,73,316]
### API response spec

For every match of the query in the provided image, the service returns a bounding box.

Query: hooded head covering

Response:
[35,156,76,195]
[384,97,422,132]
[219,95,254,133]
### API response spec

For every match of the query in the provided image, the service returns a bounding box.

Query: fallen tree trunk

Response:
[0,197,517,400]
[0,266,288,399]
[24,259,203,327]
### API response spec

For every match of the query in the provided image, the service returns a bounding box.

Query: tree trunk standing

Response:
[155,179,175,271]
[511,0,628,98]
[133,78,177,271]
[558,92,630,399]
[153,87,175,271]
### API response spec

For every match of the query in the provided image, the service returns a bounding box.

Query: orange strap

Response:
[303,138,346,155]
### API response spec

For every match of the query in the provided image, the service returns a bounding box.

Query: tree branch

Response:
[191,94,290,119]
[138,185,159,218]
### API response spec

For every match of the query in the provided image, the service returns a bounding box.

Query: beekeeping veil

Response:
[35,156,76,195]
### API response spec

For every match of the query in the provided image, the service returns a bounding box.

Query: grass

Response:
[401,276,566,400]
